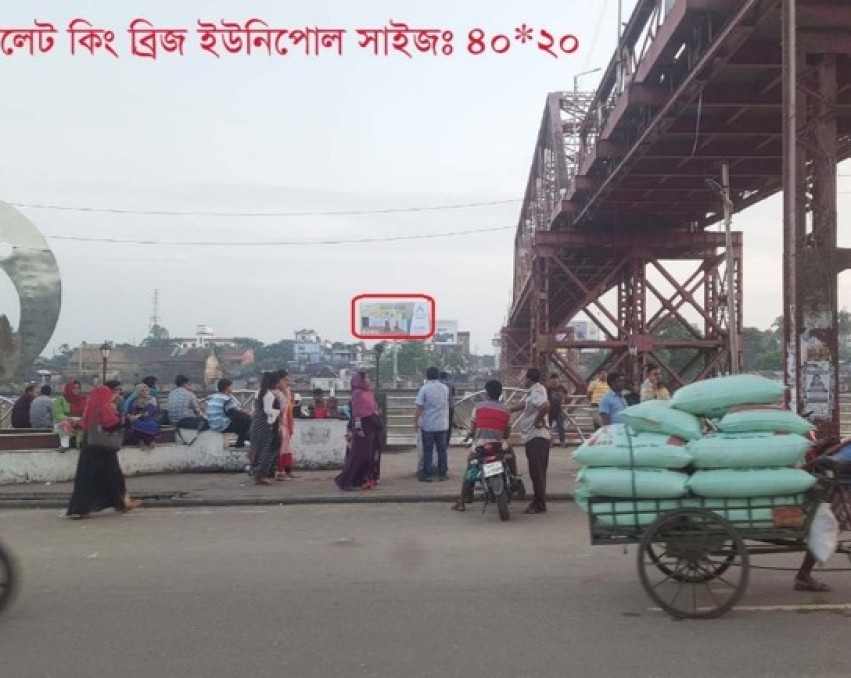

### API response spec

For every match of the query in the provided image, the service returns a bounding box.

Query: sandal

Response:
[67,513,90,520]
[254,478,273,486]
[793,578,832,592]
[523,504,546,515]
[450,501,466,512]
[120,499,142,514]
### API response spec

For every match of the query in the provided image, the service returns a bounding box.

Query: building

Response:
[174,325,238,349]
[294,329,330,364]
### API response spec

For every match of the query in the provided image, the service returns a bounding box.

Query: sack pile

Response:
[574,374,817,527]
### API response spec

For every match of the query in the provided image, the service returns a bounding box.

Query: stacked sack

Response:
[672,375,816,523]
[573,374,817,527]
[573,400,702,526]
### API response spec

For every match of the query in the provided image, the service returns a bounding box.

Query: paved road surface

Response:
[1,504,850,677]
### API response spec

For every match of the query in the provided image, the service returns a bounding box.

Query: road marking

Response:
[649,603,851,613]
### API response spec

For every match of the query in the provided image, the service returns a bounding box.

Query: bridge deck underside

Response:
[510,0,851,328]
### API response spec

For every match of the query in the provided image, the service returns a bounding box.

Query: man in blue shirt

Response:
[598,372,628,426]
[414,366,449,482]
[205,378,251,448]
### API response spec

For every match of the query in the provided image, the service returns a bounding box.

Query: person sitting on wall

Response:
[10,384,36,429]
[167,375,208,431]
[206,378,251,448]
[29,384,54,430]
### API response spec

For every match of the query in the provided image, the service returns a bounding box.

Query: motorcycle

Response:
[465,441,527,521]
[0,538,18,615]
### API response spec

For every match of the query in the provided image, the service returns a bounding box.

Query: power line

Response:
[10,198,520,217]
[43,225,514,247]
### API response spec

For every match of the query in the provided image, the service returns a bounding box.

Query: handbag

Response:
[87,424,123,451]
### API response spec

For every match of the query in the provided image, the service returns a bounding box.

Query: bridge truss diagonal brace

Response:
[523,230,743,394]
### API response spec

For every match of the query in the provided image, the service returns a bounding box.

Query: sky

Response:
[1,0,850,361]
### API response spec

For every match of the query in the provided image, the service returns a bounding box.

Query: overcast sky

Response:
[1,0,850,360]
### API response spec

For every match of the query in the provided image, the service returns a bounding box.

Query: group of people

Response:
[587,364,670,427]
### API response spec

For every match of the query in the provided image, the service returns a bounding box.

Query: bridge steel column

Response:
[531,229,742,396]
[782,0,850,438]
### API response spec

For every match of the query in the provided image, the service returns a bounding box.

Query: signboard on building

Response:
[433,320,458,345]
[567,320,600,342]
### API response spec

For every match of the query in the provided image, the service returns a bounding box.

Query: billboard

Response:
[433,319,458,345]
[350,294,434,340]
[567,320,599,342]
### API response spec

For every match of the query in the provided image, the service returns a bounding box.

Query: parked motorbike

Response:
[466,441,527,521]
[0,538,18,615]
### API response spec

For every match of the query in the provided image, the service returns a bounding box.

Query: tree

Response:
[396,341,431,378]
[229,336,264,351]
[141,323,174,348]
[255,340,295,370]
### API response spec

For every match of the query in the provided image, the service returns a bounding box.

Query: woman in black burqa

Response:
[335,369,382,490]
[66,385,142,519]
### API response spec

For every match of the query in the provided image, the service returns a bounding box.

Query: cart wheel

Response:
[637,509,749,619]
[646,542,736,583]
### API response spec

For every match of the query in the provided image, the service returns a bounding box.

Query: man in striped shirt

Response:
[205,378,251,448]
[450,379,513,511]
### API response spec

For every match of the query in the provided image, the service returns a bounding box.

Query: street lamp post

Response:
[99,341,111,384]
[705,164,739,374]
[573,67,602,98]
[374,342,385,401]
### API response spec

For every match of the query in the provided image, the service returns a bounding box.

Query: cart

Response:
[586,470,851,619]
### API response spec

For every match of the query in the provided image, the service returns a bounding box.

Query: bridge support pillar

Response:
[782,4,846,437]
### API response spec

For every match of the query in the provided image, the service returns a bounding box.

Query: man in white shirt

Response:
[511,367,550,514]
[414,366,449,482]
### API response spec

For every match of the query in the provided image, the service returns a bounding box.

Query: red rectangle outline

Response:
[350,293,436,340]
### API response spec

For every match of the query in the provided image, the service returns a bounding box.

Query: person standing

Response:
[546,373,569,447]
[248,372,280,486]
[511,368,550,514]
[335,368,382,491]
[206,378,251,448]
[10,385,36,429]
[439,371,457,448]
[414,367,449,482]
[599,372,629,425]
[639,364,671,402]
[586,370,610,430]
[274,370,297,481]
[66,385,141,519]
[29,384,54,429]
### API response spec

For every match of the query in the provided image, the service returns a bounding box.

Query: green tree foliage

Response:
[254,340,295,370]
[396,341,431,378]
[141,323,174,348]
[229,336,264,351]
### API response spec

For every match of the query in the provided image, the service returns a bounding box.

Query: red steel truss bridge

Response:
[501,0,851,435]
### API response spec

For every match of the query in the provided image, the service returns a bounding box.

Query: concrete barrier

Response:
[0,419,349,485]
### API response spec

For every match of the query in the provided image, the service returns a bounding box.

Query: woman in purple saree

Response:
[335,368,382,491]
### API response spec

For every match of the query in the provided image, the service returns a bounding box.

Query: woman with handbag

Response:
[335,368,383,491]
[66,385,142,519]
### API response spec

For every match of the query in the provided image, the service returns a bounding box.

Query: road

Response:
[1,503,850,678]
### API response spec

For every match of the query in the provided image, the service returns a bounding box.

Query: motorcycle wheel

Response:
[496,489,510,522]
[0,541,18,614]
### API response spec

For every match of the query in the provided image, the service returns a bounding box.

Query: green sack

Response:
[686,432,810,468]
[572,424,692,469]
[577,467,689,499]
[717,406,813,436]
[671,374,785,418]
[621,400,703,441]
[686,468,816,498]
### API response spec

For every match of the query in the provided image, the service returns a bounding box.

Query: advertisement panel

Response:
[433,319,458,345]
[350,294,434,340]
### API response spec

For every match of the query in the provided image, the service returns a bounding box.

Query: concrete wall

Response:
[0,419,348,485]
